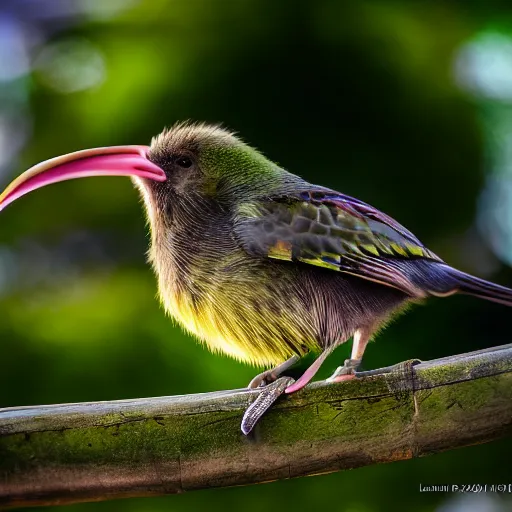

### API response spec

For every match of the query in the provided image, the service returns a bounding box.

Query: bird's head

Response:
[0,122,284,227]
[141,123,282,215]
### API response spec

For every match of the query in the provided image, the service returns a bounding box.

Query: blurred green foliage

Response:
[1,1,511,511]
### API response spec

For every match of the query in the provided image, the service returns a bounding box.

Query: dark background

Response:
[0,1,511,511]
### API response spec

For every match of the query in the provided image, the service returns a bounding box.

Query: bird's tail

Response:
[449,268,512,306]
[416,261,512,307]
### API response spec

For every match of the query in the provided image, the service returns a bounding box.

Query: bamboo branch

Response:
[1,344,511,509]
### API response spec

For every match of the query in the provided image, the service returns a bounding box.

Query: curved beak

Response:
[0,145,166,211]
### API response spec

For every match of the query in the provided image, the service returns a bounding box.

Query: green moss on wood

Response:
[1,344,511,508]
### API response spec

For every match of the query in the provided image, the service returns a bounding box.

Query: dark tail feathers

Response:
[413,261,512,307]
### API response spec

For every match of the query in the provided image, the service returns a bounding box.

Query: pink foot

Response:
[328,373,356,383]
[285,361,324,393]
[284,346,338,394]
[285,375,310,393]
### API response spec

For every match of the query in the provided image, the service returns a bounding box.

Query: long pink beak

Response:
[0,146,166,211]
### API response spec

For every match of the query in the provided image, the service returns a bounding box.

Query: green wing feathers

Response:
[235,190,442,295]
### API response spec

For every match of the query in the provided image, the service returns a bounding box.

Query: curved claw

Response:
[247,355,300,389]
[248,370,274,389]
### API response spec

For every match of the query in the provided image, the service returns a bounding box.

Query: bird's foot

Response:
[327,358,361,383]
[247,355,300,389]
[241,376,295,435]
[248,370,279,389]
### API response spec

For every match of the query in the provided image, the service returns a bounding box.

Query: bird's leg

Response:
[327,327,371,383]
[242,333,362,433]
[284,344,338,394]
[248,355,300,389]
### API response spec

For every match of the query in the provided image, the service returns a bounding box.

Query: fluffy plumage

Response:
[135,122,512,386]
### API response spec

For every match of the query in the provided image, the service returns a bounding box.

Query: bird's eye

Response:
[175,155,193,168]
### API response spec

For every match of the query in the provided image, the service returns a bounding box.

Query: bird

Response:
[2,122,512,399]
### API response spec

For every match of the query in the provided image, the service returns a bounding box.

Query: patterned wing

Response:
[235,188,442,296]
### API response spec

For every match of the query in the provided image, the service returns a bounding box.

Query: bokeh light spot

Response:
[34,38,106,93]
[455,31,512,102]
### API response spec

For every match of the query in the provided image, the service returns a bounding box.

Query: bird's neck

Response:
[147,193,233,307]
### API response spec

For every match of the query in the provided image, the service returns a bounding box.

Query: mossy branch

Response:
[1,344,511,509]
